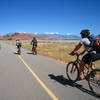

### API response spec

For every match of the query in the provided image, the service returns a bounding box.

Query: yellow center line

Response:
[18,55,58,100]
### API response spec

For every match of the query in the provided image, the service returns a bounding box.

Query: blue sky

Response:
[0,0,100,35]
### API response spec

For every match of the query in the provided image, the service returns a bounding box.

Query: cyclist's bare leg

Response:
[89,62,95,70]
[32,47,37,55]
[32,47,34,54]
[34,47,37,55]
[32,47,33,52]
[79,61,85,79]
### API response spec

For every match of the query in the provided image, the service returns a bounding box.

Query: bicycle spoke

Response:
[66,62,79,82]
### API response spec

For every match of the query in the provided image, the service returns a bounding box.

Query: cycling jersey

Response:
[80,38,100,64]
[80,38,96,53]
[31,40,37,47]
[16,42,22,48]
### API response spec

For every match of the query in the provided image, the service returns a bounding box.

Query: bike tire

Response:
[32,47,35,55]
[66,61,79,83]
[18,48,21,55]
[88,69,100,97]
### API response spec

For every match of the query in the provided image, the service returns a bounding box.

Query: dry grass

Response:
[1,40,100,68]
[22,42,79,62]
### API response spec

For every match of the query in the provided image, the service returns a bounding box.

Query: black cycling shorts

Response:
[17,45,21,48]
[82,52,100,64]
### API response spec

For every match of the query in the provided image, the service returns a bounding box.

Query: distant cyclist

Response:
[70,29,100,80]
[31,37,38,55]
[0,44,1,50]
[16,39,22,55]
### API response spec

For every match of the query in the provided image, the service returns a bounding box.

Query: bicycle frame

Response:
[17,47,21,55]
[32,46,37,55]
[71,53,95,78]
[67,52,100,96]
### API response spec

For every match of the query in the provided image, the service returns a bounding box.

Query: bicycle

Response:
[32,46,37,55]
[16,42,22,55]
[66,52,100,96]
[17,47,21,55]
[0,44,1,50]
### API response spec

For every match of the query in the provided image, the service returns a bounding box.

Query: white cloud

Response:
[55,32,60,34]
[50,32,55,34]
[65,33,76,35]
[34,32,39,34]
[66,33,71,35]
[44,32,60,34]
[44,32,49,34]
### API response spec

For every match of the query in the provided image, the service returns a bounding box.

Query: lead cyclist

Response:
[70,29,100,80]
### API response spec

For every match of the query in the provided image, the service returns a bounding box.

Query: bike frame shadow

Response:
[48,74,100,98]
[13,52,20,55]
[27,52,37,55]
[27,52,34,54]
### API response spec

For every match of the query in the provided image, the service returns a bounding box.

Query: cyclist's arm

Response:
[71,42,82,53]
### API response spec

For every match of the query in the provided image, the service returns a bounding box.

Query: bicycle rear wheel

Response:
[66,62,79,83]
[18,48,21,55]
[88,69,100,97]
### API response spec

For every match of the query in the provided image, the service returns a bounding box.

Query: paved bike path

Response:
[0,43,99,100]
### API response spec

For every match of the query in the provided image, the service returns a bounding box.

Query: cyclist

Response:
[31,37,38,55]
[0,44,1,50]
[16,39,22,54]
[70,29,100,80]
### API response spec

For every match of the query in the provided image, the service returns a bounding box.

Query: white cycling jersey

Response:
[80,38,96,53]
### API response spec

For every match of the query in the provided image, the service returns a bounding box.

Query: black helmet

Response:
[33,37,36,40]
[80,29,90,38]
[16,39,20,41]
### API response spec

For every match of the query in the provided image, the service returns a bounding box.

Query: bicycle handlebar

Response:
[69,52,81,61]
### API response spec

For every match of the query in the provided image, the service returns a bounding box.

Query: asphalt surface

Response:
[0,43,99,100]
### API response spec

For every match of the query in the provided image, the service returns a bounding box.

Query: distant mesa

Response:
[0,36,4,40]
[96,34,100,39]
[0,32,63,40]
[0,32,99,40]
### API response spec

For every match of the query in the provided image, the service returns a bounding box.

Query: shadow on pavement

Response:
[48,74,100,98]
[27,52,37,55]
[27,52,33,54]
[13,52,20,55]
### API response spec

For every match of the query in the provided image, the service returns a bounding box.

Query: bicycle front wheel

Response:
[88,69,100,97]
[66,62,79,83]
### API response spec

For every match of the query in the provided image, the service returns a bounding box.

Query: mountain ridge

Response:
[0,32,81,40]
[0,32,63,40]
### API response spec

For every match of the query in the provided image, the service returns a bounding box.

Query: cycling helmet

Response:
[33,37,36,40]
[80,29,90,38]
[16,39,20,42]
